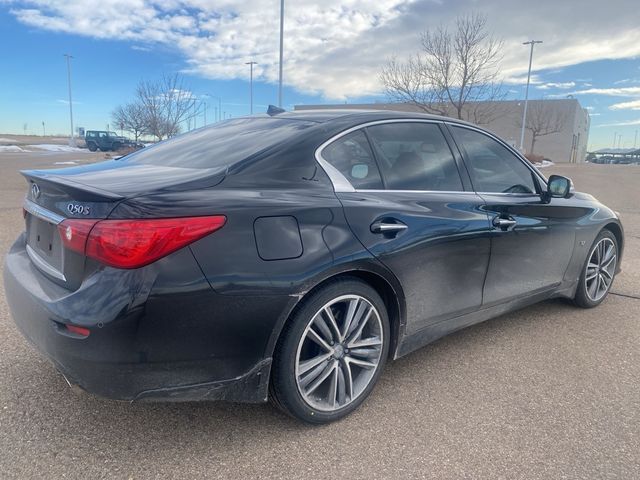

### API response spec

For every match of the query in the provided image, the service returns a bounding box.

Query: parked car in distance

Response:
[84,130,141,152]
[4,109,624,424]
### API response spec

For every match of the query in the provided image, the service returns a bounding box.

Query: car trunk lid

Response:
[20,161,226,290]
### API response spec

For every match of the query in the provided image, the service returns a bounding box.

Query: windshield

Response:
[121,117,315,169]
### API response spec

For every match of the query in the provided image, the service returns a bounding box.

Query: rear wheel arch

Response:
[267,267,405,365]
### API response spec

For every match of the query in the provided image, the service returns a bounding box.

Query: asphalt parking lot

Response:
[0,151,638,479]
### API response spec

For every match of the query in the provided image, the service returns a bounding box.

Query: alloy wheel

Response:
[585,237,617,302]
[295,294,384,412]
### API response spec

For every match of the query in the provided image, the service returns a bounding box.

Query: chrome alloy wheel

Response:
[294,294,384,412]
[585,237,617,302]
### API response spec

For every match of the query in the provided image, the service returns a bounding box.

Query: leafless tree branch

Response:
[517,101,568,154]
[380,13,504,123]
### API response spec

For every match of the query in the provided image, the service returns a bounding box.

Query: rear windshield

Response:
[121,117,315,169]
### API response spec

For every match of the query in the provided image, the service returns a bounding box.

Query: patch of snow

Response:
[0,145,29,153]
[534,160,554,168]
[28,144,85,152]
[0,137,16,143]
[53,161,79,165]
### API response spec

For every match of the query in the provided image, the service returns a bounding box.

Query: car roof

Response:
[269,108,476,128]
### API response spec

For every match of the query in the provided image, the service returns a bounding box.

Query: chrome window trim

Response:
[26,244,67,282]
[352,189,479,195]
[24,198,65,225]
[315,118,444,193]
[444,121,548,188]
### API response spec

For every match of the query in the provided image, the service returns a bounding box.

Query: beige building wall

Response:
[294,99,590,163]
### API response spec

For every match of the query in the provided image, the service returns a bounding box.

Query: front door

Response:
[319,121,491,334]
[448,124,577,305]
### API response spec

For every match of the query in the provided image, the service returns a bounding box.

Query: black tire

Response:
[574,229,618,308]
[87,142,97,152]
[270,278,390,424]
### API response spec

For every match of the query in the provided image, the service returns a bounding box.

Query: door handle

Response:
[370,220,408,234]
[492,216,517,230]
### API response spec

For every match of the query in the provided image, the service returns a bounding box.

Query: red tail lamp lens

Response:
[66,324,90,337]
[59,216,226,269]
[58,219,99,254]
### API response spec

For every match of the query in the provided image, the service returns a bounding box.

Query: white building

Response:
[294,99,590,163]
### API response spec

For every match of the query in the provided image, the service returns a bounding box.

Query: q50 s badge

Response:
[67,203,91,216]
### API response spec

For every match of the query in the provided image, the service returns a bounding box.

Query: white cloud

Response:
[553,87,640,98]
[536,81,576,90]
[5,0,640,99]
[609,99,640,110]
[597,119,640,127]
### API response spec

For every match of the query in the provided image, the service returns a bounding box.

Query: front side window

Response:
[451,126,538,194]
[321,130,383,189]
[365,122,463,191]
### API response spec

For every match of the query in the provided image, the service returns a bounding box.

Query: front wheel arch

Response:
[603,222,624,264]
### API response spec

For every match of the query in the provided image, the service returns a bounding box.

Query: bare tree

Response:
[112,103,148,141]
[518,101,568,155]
[135,74,197,140]
[380,13,505,123]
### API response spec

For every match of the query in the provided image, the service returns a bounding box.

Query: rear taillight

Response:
[58,216,226,269]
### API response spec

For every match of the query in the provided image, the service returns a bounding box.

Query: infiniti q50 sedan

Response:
[4,109,623,423]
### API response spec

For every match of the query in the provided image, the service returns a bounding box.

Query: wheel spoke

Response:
[602,243,615,264]
[602,254,617,270]
[588,274,599,299]
[346,308,373,345]
[345,301,370,341]
[598,241,605,262]
[348,336,382,348]
[307,327,333,352]
[341,298,360,340]
[299,359,330,388]
[601,268,613,281]
[313,315,335,344]
[336,364,347,406]
[327,365,339,409]
[585,269,598,281]
[298,352,333,376]
[341,362,353,400]
[323,307,343,343]
[346,356,377,370]
[599,274,608,295]
[306,360,337,395]
[348,347,380,359]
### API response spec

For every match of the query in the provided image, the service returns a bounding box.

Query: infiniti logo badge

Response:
[31,183,41,199]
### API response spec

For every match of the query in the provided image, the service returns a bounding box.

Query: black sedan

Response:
[4,109,624,424]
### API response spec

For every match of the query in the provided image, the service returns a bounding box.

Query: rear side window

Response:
[366,122,463,191]
[321,131,384,189]
[451,126,538,194]
[122,118,315,169]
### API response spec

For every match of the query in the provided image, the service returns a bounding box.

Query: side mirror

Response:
[546,175,572,200]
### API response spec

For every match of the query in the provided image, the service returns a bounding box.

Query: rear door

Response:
[320,120,491,334]
[448,124,577,305]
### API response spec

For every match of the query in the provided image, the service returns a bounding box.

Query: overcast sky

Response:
[1,0,639,149]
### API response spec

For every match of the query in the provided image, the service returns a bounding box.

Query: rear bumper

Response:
[3,234,291,403]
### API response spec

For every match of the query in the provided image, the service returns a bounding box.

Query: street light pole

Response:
[245,61,258,114]
[519,40,543,152]
[278,0,284,107]
[63,54,76,147]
